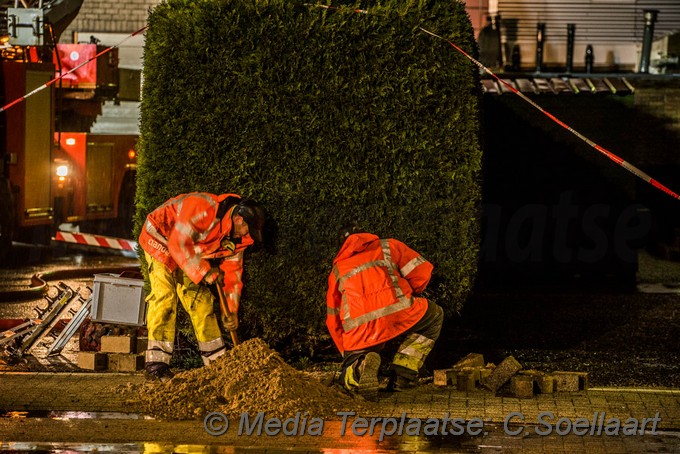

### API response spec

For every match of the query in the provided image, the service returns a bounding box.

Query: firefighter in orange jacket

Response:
[139,192,265,381]
[326,225,444,401]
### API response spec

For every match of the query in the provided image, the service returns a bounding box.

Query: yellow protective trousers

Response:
[144,252,226,366]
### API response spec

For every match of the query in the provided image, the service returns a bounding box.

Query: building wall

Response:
[495,0,680,71]
[59,1,160,70]
[62,0,160,40]
[466,0,491,37]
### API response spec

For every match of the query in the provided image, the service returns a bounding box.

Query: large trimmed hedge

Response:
[136,0,482,356]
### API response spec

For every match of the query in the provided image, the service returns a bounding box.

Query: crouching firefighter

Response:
[326,225,444,401]
[139,192,265,381]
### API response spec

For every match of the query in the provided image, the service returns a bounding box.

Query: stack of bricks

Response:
[433,353,494,391]
[433,353,588,399]
[78,335,147,372]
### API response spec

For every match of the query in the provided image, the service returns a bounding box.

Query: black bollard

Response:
[494,14,504,67]
[566,24,576,73]
[639,9,658,73]
[535,23,546,72]
[511,44,521,71]
[478,15,502,68]
[585,45,594,73]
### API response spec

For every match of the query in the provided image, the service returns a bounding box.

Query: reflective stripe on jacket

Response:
[139,192,253,314]
[326,233,433,354]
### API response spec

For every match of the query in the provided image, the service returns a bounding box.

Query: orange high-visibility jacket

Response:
[326,233,434,354]
[139,192,254,314]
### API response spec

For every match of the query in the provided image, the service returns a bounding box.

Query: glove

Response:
[225,315,239,331]
[203,267,224,285]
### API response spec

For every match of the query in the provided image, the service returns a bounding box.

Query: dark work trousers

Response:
[340,300,444,382]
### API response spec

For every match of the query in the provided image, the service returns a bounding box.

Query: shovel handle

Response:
[216,284,240,346]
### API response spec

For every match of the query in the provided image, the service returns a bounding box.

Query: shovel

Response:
[216,284,240,346]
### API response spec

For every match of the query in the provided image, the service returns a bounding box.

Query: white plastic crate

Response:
[91,273,146,326]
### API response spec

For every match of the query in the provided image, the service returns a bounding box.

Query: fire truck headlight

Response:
[56,165,69,177]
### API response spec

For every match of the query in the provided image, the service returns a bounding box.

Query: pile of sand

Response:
[123,338,372,420]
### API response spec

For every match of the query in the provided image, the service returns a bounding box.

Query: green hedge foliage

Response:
[136,0,482,357]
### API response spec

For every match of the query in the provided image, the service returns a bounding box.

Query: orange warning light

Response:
[128,150,136,160]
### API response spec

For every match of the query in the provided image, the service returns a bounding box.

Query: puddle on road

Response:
[0,414,487,453]
[1,442,145,453]
[0,439,481,454]
[2,412,678,453]
[0,410,153,420]
[0,444,447,454]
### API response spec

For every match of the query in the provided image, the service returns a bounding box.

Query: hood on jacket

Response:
[334,232,380,263]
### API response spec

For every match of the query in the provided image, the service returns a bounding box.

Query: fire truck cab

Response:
[0,0,138,263]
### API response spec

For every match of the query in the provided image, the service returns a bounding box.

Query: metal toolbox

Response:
[91,273,146,326]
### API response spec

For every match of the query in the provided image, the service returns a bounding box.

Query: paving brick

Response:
[436,366,486,388]
[77,352,107,371]
[434,368,456,386]
[480,367,493,383]
[536,375,554,394]
[107,353,145,372]
[553,371,589,392]
[452,353,485,369]
[100,335,137,354]
[519,369,554,394]
[482,356,522,392]
[136,337,148,354]
[511,375,534,399]
[456,369,480,392]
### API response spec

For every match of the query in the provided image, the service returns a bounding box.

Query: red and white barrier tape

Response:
[418,27,680,202]
[54,231,138,252]
[0,25,148,114]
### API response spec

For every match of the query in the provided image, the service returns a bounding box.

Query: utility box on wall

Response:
[91,273,146,326]
[118,68,141,101]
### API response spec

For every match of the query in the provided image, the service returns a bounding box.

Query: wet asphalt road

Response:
[0,243,140,318]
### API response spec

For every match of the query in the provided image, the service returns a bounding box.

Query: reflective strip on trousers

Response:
[198,337,225,354]
[201,347,226,365]
[146,339,173,364]
[146,349,172,364]
[392,333,435,372]
[148,339,173,353]
[342,359,360,391]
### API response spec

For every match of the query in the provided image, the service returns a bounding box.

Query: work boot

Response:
[356,352,381,402]
[387,374,417,392]
[144,362,174,383]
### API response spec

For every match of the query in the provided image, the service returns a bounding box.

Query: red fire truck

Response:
[0,1,138,263]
